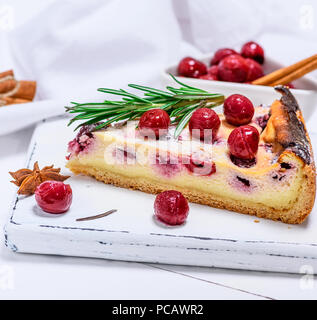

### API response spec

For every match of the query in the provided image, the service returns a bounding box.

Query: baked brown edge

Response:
[274,86,311,164]
[272,86,316,222]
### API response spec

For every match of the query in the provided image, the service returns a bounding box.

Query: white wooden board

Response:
[4,91,317,274]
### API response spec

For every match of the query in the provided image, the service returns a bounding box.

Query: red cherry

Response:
[228,125,260,160]
[139,109,170,139]
[154,190,189,226]
[241,41,265,64]
[224,94,254,126]
[218,54,248,83]
[208,65,219,77]
[177,57,207,78]
[189,108,221,142]
[210,48,238,65]
[199,74,218,81]
[245,58,264,82]
[286,83,295,89]
[35,181,72,214]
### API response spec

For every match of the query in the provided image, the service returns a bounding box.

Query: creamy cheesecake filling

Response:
[67,153,300,209]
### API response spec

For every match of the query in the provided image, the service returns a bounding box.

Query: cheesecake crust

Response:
[68,162,315,224]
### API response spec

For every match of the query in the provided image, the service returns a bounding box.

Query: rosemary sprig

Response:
[66,74,224,138]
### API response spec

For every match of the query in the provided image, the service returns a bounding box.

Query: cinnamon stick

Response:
[269,59,317,86]
[0,79,17,94]
[252,54,317,86]
[0,70,37,106]
[0,70,14,78]
[11,80,37,101]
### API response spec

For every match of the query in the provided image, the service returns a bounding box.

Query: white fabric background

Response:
[7,0,185,100]
[183,0,317,51]
[2,0,316,102]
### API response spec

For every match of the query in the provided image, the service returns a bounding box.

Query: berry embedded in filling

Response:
[113,147,137,164]
[256,114,270,131]
[68,134,94,154]
[185,158,216,176]
[230,174,255,193]
[271,162,294,181]
[230,160,296,194]
[236,176,251,187]
[230,154,257,168]
[281,162,292,170]
[153,153,181,178]
[67,123,102,158]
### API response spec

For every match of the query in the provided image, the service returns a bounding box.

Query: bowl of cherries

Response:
[162,41,317,94]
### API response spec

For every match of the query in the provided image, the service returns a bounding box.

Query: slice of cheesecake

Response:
[66,87,316,224]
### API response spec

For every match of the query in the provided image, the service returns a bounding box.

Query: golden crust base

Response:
[68,162,316,224]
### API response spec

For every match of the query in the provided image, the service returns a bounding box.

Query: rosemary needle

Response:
[66,74,225,138]
[76,209,117,222]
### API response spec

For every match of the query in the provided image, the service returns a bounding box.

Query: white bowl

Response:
[161,55,317,122]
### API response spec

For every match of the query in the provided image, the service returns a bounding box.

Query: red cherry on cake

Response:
[177,57,207,78]
[139,109,170,139]
[210,48,237,65]
[224,94,254,126]
[218,54,248,83]
[35,181,72,214]
[241,41,265,64]
[228,125,260,160]
[154,190,189,226]
[245,58,264,82]
[189,108,220,142]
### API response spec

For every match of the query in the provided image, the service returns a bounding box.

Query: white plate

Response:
[161,55,317,122]
[4,107,317,274]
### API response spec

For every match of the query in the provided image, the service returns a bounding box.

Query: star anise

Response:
[9,161,70,195]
